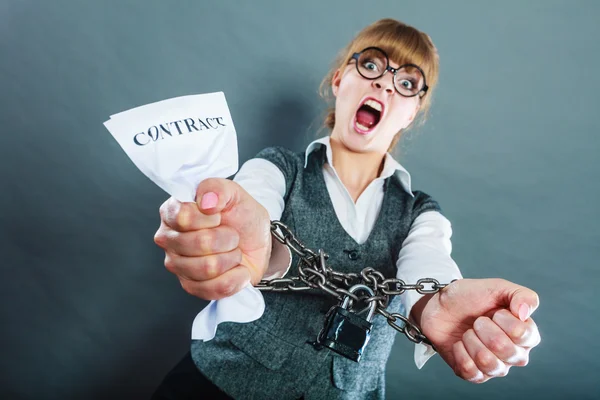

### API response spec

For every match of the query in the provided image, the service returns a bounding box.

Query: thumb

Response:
[195,178,242,215]
[506,283,540,322]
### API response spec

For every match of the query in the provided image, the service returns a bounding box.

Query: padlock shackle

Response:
[341,284,377,322]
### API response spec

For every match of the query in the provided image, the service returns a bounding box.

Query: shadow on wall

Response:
[84,79,321,399]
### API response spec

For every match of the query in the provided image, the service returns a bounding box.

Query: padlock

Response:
[316,284,376,362]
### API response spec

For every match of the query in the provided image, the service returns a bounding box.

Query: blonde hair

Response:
[319,19,440,151]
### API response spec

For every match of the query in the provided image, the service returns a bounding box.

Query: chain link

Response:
[256,221,456,348]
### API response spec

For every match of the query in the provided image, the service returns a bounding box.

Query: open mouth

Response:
[354,98,383,133]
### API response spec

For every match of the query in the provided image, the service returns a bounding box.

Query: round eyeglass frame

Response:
[351,46,429,98]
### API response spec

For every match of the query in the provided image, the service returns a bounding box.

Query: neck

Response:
[328,136,385,203]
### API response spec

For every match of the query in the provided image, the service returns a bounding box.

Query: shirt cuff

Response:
[414,343,437,369]
[262,227,292,280]
[400,272,463,369]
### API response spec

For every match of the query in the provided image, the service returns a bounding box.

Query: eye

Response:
[399,79,414,90]
[363,60,379,72]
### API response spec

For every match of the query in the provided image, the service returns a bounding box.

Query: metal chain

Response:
[256,221,455,348]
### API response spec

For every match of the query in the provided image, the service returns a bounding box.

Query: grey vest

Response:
[191,145,441,400]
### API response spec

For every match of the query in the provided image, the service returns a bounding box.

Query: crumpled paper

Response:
[104,92,265,341]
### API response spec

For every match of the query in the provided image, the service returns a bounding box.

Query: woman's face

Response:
[330,58,421,154]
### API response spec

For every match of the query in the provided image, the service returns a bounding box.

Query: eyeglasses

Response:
[351,47,429,98]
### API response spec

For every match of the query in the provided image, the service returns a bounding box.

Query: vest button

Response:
[346,250,359,261]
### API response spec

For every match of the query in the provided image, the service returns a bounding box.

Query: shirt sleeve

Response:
[232,158,292,279]
[395,210,463,369]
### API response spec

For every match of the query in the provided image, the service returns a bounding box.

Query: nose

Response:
[372,74,395,94]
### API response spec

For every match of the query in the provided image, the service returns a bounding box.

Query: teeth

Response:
[356,122,370,131]
[364,99,382,112]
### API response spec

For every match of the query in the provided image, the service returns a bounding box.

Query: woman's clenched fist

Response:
[154,178,272,300]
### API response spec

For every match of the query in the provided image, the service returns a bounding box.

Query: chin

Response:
[339,132,375,154]
[341,123,388,153]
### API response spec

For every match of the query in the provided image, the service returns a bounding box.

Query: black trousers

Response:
[151,352,233,400]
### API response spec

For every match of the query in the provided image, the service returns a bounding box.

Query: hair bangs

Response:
[343,22,438,88]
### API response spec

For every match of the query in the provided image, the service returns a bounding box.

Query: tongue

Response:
[356,109,377,128]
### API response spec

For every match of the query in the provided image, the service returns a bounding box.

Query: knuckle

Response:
[160,197,179,222]
[203,255,220,278]
[510,323,527,340]
[514,354,529,367]
[530,291,540,308]
[488,335,511,355]
[164,253,177,273]
[179,279,195,296]
[154,223,170,248]
[196,230,215,253]
[175,205,192,230]
[217,278,239,298]
[456,360,477,378]
[497,278,510,286]
[154,230,166,247]
[475,351,497,371]
[158,198,170,219]
[198,178,224,195]
[532,334,542,348]
[203,177,220,186]
[461,366,485,384]
[526,323,541,347]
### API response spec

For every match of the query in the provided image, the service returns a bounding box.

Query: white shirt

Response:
[233,136,463,368]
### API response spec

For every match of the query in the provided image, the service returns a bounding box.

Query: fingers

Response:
[452,309,540,384]
[157,225,240,257]
[158,196,221,232]
[492,309,541,348]
[452,340,489,383]
[155,178,270,301]
[164,248,243,281]
[462,329,510,380]
[473,316,529,366]
[455,311,538,384]
[179,265,251,300]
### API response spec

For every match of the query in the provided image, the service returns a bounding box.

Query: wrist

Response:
[409,293,435,326]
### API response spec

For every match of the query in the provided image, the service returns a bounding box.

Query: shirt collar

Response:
[304,136,414,197]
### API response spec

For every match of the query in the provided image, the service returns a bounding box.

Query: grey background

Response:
[1,1,598,399]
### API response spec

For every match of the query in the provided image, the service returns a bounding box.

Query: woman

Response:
[152,18,541,400]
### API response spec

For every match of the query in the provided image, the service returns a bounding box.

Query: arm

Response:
[233,158,292,279]
[397,212,541,381]
[395,210,463,368]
